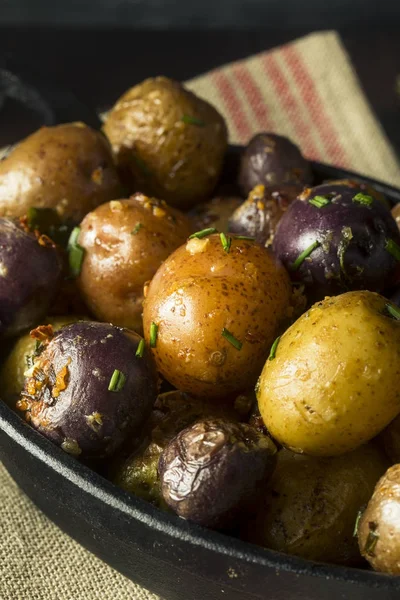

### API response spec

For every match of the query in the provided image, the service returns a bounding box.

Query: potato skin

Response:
[257,291,400,456]
[242,445,388,565]
[239,133,312,196]
[228,183,302,246]
[0,123,123,222]
[103,77,228,209]
[143,234,292,399]
[76,194,192,334]
[0,315,84,408]
[358,464,400,574]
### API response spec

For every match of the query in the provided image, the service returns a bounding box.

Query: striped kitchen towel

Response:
[186,30,400,188]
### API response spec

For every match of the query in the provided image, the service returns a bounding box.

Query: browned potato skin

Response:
[228,183,302,246]
[103,77,228,209]
[0,123,123,222]
[382,414,400,464]
[243,444,388,565]
[358,464,400,573]
[190,195,243,233]
[143,234,292,399]
[77,193,192,334]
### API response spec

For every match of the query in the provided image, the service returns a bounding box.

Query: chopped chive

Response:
[108,369,126,392]
[385,238,400,262]
[386,303,400,320]
[290,241,320,271]
[135,338,145,358]
[308,195,331,208]
[353,510,363,537]
[68,226,81,249]
[233,235,255,241]
[268,336,281,361]
[150,322,158,348]
[222,328,242,350]
[181,115,206,127]
[353,192,373,206]
[68,243,85,278]
[364,530,379,556]
[220,232,232,253]
[338,226,353,275]
[189,227,218,239]
[131,222,143,235]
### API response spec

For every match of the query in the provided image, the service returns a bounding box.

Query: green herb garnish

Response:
[385,238,400,261]
[131,222,143,235]
[268,336,281,361]
[308,195,331,208]
[108,369,126,392]
[181,115,206,127]
[189,227,218,239]
[353,510,363,537]
[364,530,379,556]
[353,192,373,206]
[233,235,255,241]
[150,322,158,348]
[135,339,145,358]
[338,226,353,275]
[220,232,232,253]
[290,241,320,271]
[386,303,400,320]
[68,243,85,278]
[222,328,242,350]
[68,226,81,250]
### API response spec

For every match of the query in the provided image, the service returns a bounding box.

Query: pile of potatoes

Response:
[2,75,400,575]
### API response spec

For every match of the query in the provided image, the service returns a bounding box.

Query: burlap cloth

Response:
[1,30,400,600]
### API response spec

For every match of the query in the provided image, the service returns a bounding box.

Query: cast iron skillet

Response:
[1,74,400,600]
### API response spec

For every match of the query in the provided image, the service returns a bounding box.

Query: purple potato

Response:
[239,133,313,196]
[0,218,62,338]
[18,321,157,459]
[272,182,400,302]
[228,183,302,246]
[158,418,277,529]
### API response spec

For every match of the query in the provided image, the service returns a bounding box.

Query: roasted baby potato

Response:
[76,194,192,333]
[239,133,312,196]
[243,444,388,565]
[190,195,243,233]
[0,123,123,223]
[103,77,228,209]
[257,291,400,456]
[159,418,277,529]
[17,321,157,459]
[358,464,400,574]
[0,218,62,338]
[143,233,292,399]
[273,182,400,303]
[228,183,302,246]
[0,315,84,408]
[113,390,238,507]
[392,203,400,230]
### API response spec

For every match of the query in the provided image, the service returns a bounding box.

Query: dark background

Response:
[0,1,399,157]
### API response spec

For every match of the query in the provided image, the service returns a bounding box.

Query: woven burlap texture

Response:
[1,30,399,600]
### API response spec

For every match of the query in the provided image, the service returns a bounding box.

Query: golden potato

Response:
[76,193,192,334]
[257,291,400,456]
[143,233,292,399]
[242,444,388,565]
[0,123,123,222]
[0,315,84,408]
[103,77,228,209]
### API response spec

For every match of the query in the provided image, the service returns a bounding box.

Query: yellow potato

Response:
[242,444,388,565]
[257,291,400,456]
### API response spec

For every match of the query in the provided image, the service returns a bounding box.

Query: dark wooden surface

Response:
[0,26,399,156]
